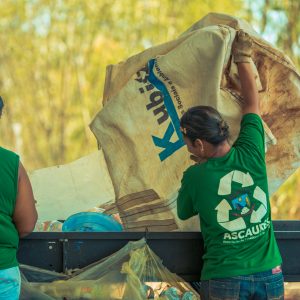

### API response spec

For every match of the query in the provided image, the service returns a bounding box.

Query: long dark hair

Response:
[180,106,229,145]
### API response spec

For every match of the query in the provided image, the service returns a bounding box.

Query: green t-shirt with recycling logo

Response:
[177,113,282,280]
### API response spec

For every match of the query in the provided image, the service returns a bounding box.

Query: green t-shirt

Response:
[0,147,20,270]
[177,113,282,280]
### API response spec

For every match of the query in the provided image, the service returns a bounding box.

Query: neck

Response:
[210,141,231,158]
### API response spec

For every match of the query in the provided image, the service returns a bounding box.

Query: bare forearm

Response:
[13,162,38,237]
[16,228,35,238]
[237,62,260,115]
[14,211,38,237]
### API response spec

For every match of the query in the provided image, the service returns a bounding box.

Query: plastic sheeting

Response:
[20,239,200,300]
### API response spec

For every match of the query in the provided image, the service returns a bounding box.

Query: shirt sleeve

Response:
[177,169,197,220]
[233,113,265,159]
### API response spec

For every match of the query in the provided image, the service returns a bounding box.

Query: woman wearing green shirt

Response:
[177,31,283,299]
[0,97,38,300]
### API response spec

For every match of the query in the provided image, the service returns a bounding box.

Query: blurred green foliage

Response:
[271,169,300,220]
[0,0,242,168]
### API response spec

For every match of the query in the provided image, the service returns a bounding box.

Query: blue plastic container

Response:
[62,212,123,232]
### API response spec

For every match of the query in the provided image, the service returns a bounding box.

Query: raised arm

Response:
[233,31,260,116]
[13,162,38,237]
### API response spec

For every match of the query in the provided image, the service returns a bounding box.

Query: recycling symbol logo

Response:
[215,170,267,232]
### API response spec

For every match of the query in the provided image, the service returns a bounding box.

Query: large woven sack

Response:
[90,13,300,231]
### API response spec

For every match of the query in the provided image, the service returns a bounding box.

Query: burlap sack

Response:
[90,13,300,231]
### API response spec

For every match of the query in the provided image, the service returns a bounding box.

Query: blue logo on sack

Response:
[135,59,185,161]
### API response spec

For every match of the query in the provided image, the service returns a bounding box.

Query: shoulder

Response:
[234,113,265,156]
[241,113,263,127]
[0,147,19,159]
[239,113,264,138]
[181,164,205,182]
[0,147,20,169]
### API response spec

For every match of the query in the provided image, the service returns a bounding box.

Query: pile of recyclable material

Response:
[20,239,199,300]
[35,211,123,232]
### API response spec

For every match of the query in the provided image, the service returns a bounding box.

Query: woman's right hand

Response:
[232,30,253,63]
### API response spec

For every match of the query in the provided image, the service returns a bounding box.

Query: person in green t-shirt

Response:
[177,31,284,299]
[0,96,38,300]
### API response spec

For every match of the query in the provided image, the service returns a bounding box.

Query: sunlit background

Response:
[0,0,299,219]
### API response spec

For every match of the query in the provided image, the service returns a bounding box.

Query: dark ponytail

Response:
[180,106,229,145]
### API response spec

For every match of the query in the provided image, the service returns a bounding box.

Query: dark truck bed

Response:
[18,220,300,282]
